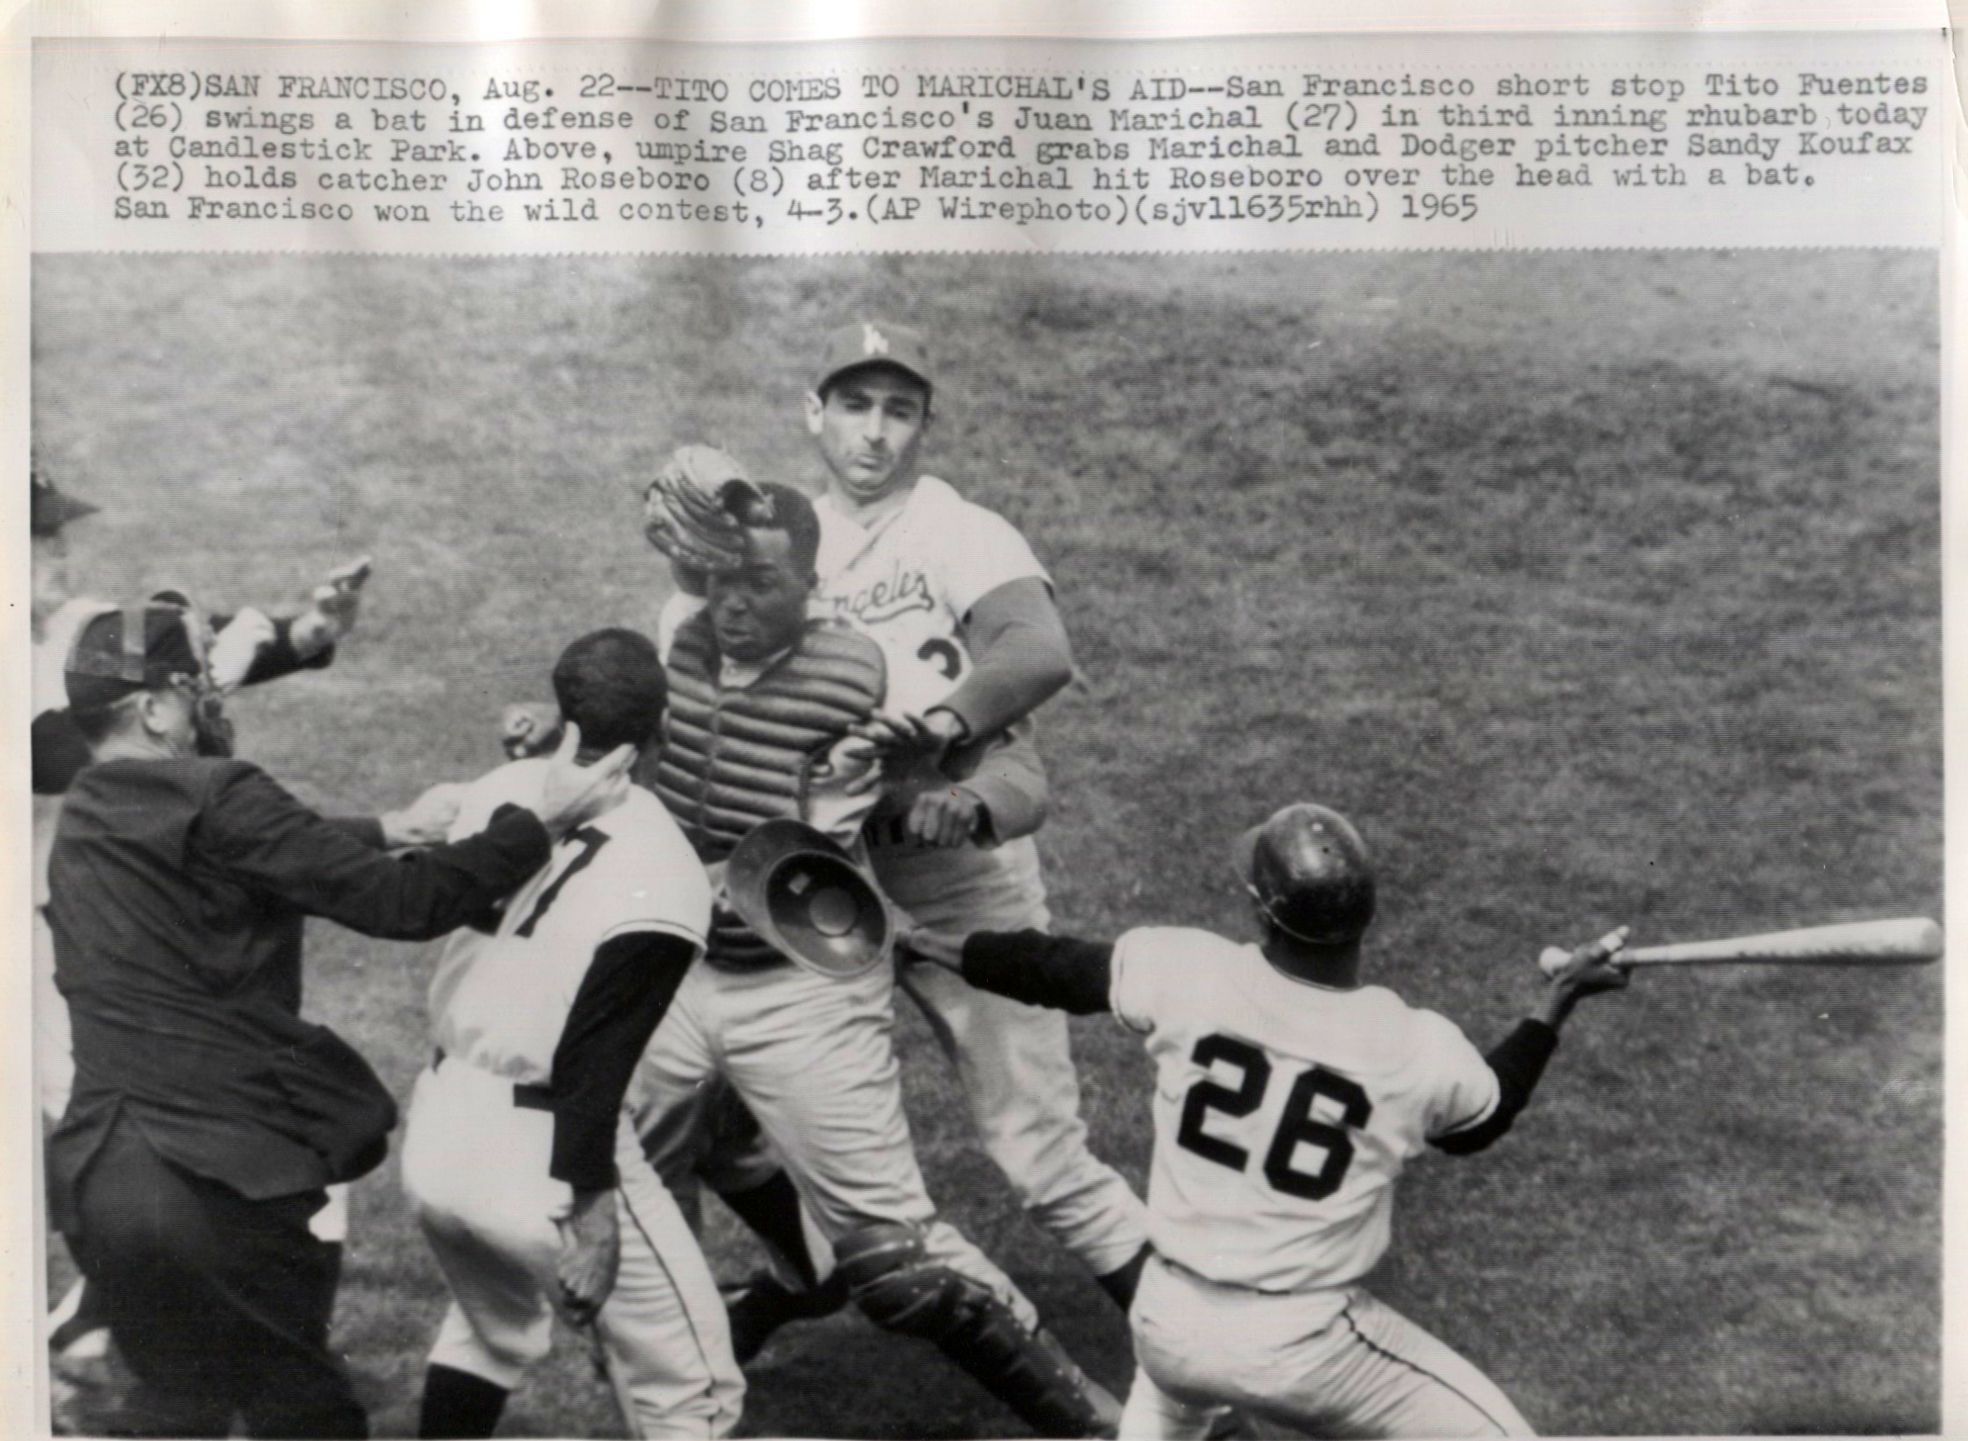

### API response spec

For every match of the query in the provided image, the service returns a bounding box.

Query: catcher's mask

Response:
[1233,803,1376,947]
[725,818,891,979]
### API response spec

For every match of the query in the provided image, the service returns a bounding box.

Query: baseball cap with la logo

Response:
[813,320,934,399]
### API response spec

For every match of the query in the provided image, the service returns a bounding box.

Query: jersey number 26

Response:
[1176,1033,1373,1201]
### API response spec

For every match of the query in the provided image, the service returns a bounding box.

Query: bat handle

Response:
[1539,927,1632,978]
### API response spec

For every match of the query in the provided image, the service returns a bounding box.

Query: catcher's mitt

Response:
[642,444,763,574]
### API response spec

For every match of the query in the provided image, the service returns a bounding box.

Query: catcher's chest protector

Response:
[652,616,884,864]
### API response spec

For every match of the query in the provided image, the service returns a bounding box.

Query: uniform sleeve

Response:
[1418,1010,1507,1144]
[1430,1020,1560,1156]
[1109,927,1179,1035]
[940,505,1049,620]
[196,762,552,942]
[935,579,1075,741]
[544,930,700,1190]
[947,720,1048,847]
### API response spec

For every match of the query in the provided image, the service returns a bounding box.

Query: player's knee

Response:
[833,1222,990,1338]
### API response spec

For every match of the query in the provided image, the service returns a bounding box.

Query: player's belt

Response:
[431,1046,554,1113]
[1157,1254,1339,1301]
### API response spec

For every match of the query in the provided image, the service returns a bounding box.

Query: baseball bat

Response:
[1538,917,1943,976]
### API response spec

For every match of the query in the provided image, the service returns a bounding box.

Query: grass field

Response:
[32,249,1941,1437]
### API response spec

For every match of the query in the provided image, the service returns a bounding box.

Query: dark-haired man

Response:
[633,469,1123,1439]
[906,803,1632,1440]
[802,321,1150,1311]
[404,628,742,1440]
[44,600,631,1439]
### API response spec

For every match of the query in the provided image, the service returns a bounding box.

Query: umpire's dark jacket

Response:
[44,755,550,1221]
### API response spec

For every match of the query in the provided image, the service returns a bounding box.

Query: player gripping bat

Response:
[1538,917,1942,976]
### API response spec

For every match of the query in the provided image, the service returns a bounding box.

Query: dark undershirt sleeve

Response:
[959,929,1115,1016]
[1431,1020,1560,1155]
[545,931,700,1190]
[239,616,336,687]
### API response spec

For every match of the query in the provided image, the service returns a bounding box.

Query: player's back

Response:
[428,762,711,1085]
[1112,926,1497,1297]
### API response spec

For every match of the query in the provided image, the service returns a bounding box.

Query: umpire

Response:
[43,599,633,1439]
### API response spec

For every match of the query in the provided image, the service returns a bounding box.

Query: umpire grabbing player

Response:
[43,599,632,1438]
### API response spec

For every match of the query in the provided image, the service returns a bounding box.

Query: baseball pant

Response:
[1124,1256,1533,1439]
[64,1115,364,1439]
[629,954,1038,1329]
[402,1057,742,1439]
[878,837,1150,1279]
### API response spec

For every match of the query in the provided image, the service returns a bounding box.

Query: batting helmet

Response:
[725,818,891,978]
[1233,803,1376,946]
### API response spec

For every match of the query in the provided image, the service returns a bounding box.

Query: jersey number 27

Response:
[1176,1033,1373,1201]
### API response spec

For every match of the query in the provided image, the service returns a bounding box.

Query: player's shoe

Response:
[721,1272,849,1364]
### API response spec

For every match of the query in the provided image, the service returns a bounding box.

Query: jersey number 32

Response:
[1176,1033,1373,1201]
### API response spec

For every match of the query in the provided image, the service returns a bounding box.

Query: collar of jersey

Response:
[819,473,956,543]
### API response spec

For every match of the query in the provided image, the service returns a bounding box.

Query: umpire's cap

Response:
[64,601,204,709]
[1234,803,1377,946]
[32,467,99,537]
[725,818,891,978]
[813,320,934,400]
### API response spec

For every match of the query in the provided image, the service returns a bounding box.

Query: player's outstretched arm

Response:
[1433,928,1630,1157]
[210,556,373,689]
[375,782,468,848]
[543,924,702,1325]
[903,926,1115,1015]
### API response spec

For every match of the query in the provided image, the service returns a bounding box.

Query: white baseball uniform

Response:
[1109,926,1532,1439]
[809,475,1149,1278]
[402,760,743,1439]
[627,628,1044,1332]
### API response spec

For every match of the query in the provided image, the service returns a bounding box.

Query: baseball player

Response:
[644,326,1150,1348]
[401,629,743,1440]
[29,466,374,1387]
[628,466,1123,1438]
[905,802,1632,1439]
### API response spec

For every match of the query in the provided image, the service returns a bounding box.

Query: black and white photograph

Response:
[26,242,1941,1438]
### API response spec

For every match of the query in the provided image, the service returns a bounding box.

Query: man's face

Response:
[805,367,931,505]
[706,527,812,663]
